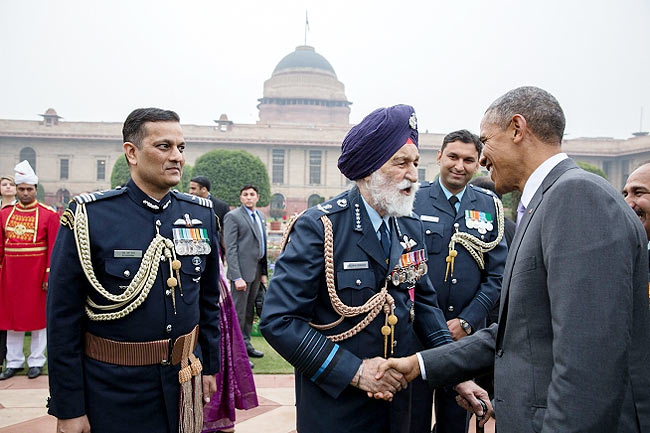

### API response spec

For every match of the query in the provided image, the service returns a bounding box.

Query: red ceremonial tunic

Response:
[0,201,59,331]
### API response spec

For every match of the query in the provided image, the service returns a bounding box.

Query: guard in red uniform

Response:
[0,160,59,380]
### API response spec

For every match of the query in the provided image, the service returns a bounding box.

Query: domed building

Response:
[0,45,646,217]
[257,45,352,125]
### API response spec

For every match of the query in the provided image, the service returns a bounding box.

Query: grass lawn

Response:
[5,333,291,376]
[249,335,293,374]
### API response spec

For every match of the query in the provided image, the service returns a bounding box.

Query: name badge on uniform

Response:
[172,228,211,256]
[343,261,369,270]
[114,249,143,258]
[420,215,439,223]
[465,210,493,235]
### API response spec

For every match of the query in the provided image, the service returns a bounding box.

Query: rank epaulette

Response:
[73,186,128,204]
[310,195,348,217]
[469,184,495,197]
[171,190,213,208]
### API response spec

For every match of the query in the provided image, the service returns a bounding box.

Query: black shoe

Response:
[27,366,43,379]
[249,360,255,369]
[0,367,23,380]
[247,348,264,358]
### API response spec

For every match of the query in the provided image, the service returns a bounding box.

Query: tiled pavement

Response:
[0,375,494,432]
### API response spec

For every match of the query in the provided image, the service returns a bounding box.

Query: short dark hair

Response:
[122,108,180,148]
[240,184,259,195]
[484,86,565,144]
[440,129,483,156]
[469,175,501,199]
[191,176,211,191]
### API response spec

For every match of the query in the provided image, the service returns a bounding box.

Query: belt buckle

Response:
[161,359,171,366]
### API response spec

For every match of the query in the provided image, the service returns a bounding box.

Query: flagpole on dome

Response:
[304,10,310,46]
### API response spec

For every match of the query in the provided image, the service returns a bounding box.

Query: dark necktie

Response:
[251,212,264,258]
[448,195,459,216]
[379,220,391,258]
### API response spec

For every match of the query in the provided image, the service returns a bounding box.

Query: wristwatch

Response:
[459,318,472,335]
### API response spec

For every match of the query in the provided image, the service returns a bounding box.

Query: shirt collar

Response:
[520,153,568,208]
[361,194,390,233]
[243,206,256,217]
[438,177,466,202]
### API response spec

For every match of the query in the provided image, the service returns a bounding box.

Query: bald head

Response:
[623,162,650,240]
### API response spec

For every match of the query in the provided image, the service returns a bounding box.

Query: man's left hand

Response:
[454,380,494,427]
[446,318,468,341]
[202,375,217,404]
[42,282,48,291]
[260,275,268,285]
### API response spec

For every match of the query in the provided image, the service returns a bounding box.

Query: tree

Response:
[110,157,192,191]
[193,149,270,207]
[110,157,130,188]
[178,164,192,192]
[577,161,607,180]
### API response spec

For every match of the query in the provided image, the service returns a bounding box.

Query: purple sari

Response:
[202,260,258,432]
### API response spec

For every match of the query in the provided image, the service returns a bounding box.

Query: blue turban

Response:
[338,104,418,180]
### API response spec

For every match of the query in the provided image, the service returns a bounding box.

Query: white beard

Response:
[365,171,419,217]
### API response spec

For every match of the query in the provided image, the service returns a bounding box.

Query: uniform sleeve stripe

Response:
[476,292,492,310]
[287,327,338,379]
[310,345,339,382]
[287,329,318,365]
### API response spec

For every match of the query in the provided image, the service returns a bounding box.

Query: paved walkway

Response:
[0,375,494,432]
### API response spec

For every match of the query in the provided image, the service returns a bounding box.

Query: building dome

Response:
[258,46,351,126]
[273,46,336,76]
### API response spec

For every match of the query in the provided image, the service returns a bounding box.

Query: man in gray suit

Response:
[223,184,268,359]
[378,86,650,432]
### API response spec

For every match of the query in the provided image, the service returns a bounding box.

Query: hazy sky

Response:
[1,0,649,139]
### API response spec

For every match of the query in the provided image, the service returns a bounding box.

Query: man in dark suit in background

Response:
[379,86,650,432]
[223,185,267,359]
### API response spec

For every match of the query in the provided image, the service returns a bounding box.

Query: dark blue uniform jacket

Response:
[260,186,451,433]
[414,180,507,331]
[47,180,220,433]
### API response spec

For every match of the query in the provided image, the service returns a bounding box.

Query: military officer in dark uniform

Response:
[260,105,456,433]
[413,130,507,433]
[47,108,221,433]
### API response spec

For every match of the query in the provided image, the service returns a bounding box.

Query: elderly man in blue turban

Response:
[261,105,490,432]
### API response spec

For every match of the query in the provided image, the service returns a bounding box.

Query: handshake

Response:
[351,354,493,426]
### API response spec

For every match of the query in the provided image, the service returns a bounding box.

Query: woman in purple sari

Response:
[202,259,258,433]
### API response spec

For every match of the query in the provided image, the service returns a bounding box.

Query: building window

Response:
[97,160,106,180]
[270,193,285,219]
[308,194,325,208]
[418,168,426,181]
[60,158,69,180]
[19,147,36,171]
[272,149,285,184]
[309,150,322,185]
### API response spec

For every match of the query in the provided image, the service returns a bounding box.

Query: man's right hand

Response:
[57,415,91,433]
[376,354,421,383]
[351,357,408,401]
[234,279,247,291]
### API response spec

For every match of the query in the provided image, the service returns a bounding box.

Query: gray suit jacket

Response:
[223,206,268,282]
[421,159,650,432]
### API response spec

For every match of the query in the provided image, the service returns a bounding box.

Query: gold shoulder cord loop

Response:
[73,203,177,321]
[282,213,396,356]
[445,195,505,280]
